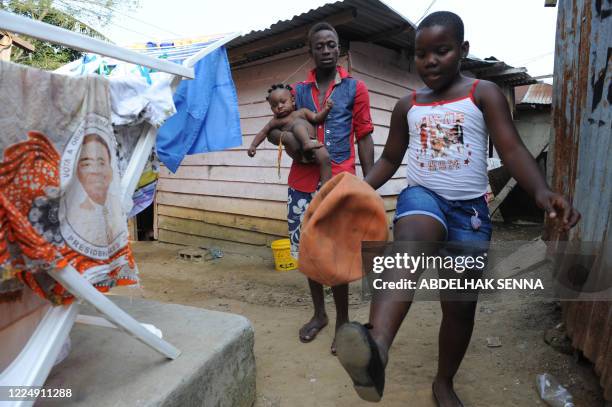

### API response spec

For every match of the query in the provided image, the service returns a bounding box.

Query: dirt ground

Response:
[113,223,604,407]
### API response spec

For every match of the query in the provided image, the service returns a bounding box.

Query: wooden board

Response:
[157,229,273,259]
[158,215,280,246]
[158,191,397,219]
[349,42,424,91]
[487,141,549,214]
[127,217,137,241]
[160,165,290,184]
[180,149,295,167]
[239,101,274,119]
[369,93,399,112]
[157,205,288,236]
[153,41,426,247]
[159,163,406,184]
[158,174,406,200]
[351,71,410,99]
[234,53,347,104]
[158,178,289,201]
[157,192,289,220]
[237,98,390,133]
[237,123,392,150]
[178,146,390,167]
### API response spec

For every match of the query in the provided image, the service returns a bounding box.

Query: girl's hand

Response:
[324,99,334,110]
[247,145,257,157]
[535,189,581,231]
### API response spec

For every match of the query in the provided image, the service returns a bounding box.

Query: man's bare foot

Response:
[299,315,328,343]
[331,318,349,355]
[432,377,464,407]
[302,140,323,151]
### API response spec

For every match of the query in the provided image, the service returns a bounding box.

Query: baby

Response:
[248,84,332,185]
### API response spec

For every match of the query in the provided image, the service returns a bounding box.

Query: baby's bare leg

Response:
[267,129,314,164]
[292,120,322,152]
[291,121,331,183]
[267,129,300,160]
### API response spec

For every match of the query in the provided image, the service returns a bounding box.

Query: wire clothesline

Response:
[0,10,195,78]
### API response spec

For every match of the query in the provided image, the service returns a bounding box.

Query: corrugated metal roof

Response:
[227,0,415,65]
[516,83,553,104]
[461,55,537,87]
[226,0,536,87]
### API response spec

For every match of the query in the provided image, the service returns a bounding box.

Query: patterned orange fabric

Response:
[0,132,137,305]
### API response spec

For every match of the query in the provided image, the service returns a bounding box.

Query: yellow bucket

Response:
[271,238,298,271]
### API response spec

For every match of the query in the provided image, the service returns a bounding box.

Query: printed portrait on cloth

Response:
[0,60,137,306]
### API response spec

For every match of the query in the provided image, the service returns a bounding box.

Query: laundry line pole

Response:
[0,10,195,79]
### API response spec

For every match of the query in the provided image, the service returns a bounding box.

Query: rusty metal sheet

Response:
[549,0,612,400]
[517,83,553,105]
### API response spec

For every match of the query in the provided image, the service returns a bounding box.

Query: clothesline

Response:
[0,13,244,396]
[0,10,195,78]
[130,32,241,69]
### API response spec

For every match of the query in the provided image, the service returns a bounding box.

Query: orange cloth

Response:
[0,61,138,305]
[0,132,137,305]
[299,172,388,286]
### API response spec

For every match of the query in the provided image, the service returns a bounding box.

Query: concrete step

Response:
[39,296,256,407]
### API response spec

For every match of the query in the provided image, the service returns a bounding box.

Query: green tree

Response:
[1,0,140,70]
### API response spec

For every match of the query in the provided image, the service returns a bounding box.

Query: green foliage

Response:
[2,0,140,70]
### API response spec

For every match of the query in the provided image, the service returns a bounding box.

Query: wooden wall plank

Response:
[351,71,410,99]
[158,215,280,246]
[179,146,391,167]
[159,176,405,201]
[157,191,397,219]
[157,192,288,220]
[158,210,395,248]
[155,42,417,248]
[239,108,391,136]
[180,149,294,167]
[234,54,348,104]
[369,93,399,112]
[159,163,405,184]
[239,101,272,118]
[158,178,288,201]
[158,229,273,258]
[158,204,287,236]
[349,42,424,90]
[160,165,289,184]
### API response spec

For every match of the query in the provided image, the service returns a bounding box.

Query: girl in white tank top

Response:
[406,80,488,201]
[335,11,580,406]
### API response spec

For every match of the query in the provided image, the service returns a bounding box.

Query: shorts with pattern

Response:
[287,187,316,258]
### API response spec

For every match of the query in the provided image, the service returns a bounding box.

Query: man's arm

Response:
[478,80,580,230]
[353,81,375,178]
[364,97,411,189]
[357,133,374,177]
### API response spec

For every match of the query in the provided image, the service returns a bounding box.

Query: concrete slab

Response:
[39,296,256,407]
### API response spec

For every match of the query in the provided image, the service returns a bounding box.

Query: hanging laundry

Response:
[56,54,177,128]
[0,60,138,305]
[156,46,242,172]
[108,67,176,128]
[128,155,159,218]
[56,54,176,218]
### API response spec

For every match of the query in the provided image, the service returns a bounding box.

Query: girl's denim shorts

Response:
[394,185,492,242]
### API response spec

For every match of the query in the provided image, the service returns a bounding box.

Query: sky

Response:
[99,0,558,80]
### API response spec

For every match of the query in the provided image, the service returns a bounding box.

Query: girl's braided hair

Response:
[266,83,293,101]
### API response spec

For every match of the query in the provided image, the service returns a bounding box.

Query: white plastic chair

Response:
[0,129,180,407]
[0,16,241,405]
